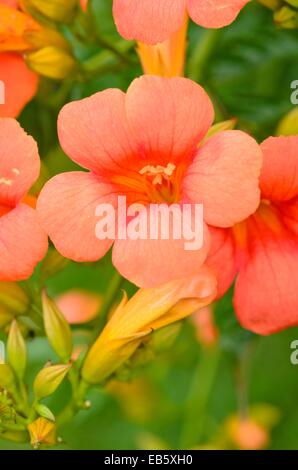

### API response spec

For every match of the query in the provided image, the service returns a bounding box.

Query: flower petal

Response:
[0,204,48,281]
[0,117,40,206]
[113,0,186,44]
[112,204,210,287]
[57,89,137,175]
[234,212,298,335]
[37,172,117,262]
[56,289,102,325]
[0,53,38,118]
[183,130,262,228]
[125,75,214,167]
[206,226,237,298]
[187,0,249,28]
[260,136,298,202]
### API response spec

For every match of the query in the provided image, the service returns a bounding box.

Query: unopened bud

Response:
[7,320,27,380]
[274,6,298,28]
[0,364,16,392]
[276,107,298,135]
[26,46,77,79]
[0,282,29,317]
[34,403,55,422]
[40,249,70,282]
[200,119,237,146]
[24,28,71,52]
[23,0,78,23]
[33,363,71,400]
[42,291,72,362]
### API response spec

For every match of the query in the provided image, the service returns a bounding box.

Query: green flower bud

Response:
[33,364,71,400]
[7,320,27,380]
[42,291,72,362]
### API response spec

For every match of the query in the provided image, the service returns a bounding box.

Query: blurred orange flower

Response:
[0,0,39,117]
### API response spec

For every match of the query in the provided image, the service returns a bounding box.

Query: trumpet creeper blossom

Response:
[0,118,48,281]
[37,75,262,288]
[0,1,39,117]
[113,0,249,45]
[207,136,298,335]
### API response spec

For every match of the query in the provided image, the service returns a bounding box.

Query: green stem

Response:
[187,29,220,83]
[179,346,221,449]
[92,270,124,335]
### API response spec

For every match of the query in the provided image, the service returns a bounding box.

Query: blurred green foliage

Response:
[2,0,298,450]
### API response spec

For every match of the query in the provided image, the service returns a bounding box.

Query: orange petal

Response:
[260,136,298,202]
[56,289,102,324]
[0,52,38,117]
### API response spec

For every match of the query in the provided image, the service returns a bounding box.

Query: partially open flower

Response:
[28,417,56,449]
[82,266,217,384]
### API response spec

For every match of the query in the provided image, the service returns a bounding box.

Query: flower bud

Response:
[42,291,72,362]
[274,6,298,28]
[200,119,237,146]
[34,403,55,422]
[28,417,56,449]
[276,107,298,135]
[40,249,70,282]
[33,363,71,400]
[26,46,77,79]
[0,282,29,317]
[23,0,78,23]
[7,320,27,380]
[82,267,216,384]
[0,364,16,392]
[24,28,71,52]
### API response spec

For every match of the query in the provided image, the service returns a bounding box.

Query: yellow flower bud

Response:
[0,364,16,392]
[24,28,71,52]
[200,119,237,147]
[7,320,27,380]
[42,291,72,362]
[276,107,298,135]
[40,249,70,282]
[23,0,78,23]
[274,6,298,28]
[28,417,56,449]
[82,267,216,384]
[25,46,77,79]
[0,282,29,318]
[258,0,282,10]
[33,363,71,400]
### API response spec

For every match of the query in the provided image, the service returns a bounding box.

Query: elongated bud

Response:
[0,364,16,392]
[24,28,71,52]
[258,0,282,9]
[23,0,78,22]
[200,119,237,146]
[42,291,72,362]
[274,6,298,28]
[7,320,27,380]
[33,364,71,400]
[0,282,29,317]
[26,46,77,79]
[28,417,56,449]
[34,403,55,422]
[40,249,70,282]
[285,0,298,7]
[276,107,298,135]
